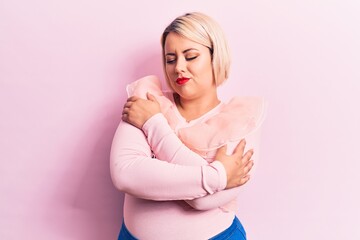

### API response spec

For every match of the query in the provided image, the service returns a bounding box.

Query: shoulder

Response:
[126,75,179,127]
[126,75,164,99]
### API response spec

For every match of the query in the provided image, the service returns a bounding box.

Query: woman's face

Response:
[164,32,216,101]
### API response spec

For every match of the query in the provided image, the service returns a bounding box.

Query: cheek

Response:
[165,65,175,76]
[201,63,214,85]
[165,67,175,87]
[166,79,175,91]
[196,60,213,78]
[197,56,212,70]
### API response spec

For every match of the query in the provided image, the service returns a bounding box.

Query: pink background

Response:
[1,0,359,239]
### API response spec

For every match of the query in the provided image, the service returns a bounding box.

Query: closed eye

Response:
[166,59,176,64]
[186,56,197,61]
[166,56,198,64]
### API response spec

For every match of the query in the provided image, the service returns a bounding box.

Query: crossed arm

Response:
[142,113,247,210]
[112,93,254,210]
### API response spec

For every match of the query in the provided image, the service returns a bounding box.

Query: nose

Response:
[175,58,186,74]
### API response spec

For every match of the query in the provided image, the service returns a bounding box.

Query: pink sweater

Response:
[110,76,266,239]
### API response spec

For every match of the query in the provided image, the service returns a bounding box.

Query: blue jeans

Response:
[118,216,246,240]
[118,221,138,240]
[209,216,247,240]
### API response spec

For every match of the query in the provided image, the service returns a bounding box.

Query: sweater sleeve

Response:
[142,113,241,210]
[109,120,227,201]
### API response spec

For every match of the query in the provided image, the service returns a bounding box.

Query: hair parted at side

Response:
[161,12,231,87]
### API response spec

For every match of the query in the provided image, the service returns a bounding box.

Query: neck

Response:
[174,92,220,122]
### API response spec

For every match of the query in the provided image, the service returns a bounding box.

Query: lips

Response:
[176,77,190,85]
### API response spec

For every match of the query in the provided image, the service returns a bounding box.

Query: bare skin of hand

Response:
[122,92,161,129]
[215,139,254,189]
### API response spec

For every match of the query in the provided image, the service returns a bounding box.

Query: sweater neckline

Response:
[163,91,224,125]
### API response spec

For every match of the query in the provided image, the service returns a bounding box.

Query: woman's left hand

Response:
[122,92,161,129]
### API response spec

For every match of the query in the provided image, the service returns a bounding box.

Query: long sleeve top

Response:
[110,76,266,240]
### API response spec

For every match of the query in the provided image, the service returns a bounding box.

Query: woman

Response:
[110,12,266,240]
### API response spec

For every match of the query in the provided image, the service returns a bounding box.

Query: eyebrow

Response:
[165,48,199,56]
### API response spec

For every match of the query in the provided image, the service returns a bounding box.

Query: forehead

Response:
[164,32,207,53]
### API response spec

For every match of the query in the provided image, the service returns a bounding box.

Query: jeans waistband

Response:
[209,216,247,240]
[118,216,246,240]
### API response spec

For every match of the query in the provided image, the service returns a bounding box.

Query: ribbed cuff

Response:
[201,161,227,194]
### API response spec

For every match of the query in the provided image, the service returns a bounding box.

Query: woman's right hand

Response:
[215,139,254,189]
[122,93,161,129]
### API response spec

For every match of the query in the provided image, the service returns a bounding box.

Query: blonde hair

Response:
[161,12,231,87]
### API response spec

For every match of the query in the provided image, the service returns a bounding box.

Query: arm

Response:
[120,94,253,204]
[110,120,227,201]
[142,113,208,166]
[143,114,247,210]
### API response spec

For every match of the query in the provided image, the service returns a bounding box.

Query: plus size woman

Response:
[110,12,266,240]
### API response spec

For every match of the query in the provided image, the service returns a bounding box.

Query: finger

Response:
[123,103,132,111]
[242,149,254,162]
[122,107,130,114]
[217,144,227,155]
[127,96,140,102]
[239,175,251,186]
[122,113,128,122]
[122,107,129,115]
[243,160,254,174]
[146,92,157,102]
[124,101,133,108]
[233,139,246,156]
